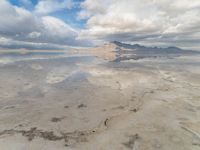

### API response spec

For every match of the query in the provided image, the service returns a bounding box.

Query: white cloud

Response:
[0,0,89,49]
[0,36,68,50]
[35,0,73,14]
[1,0,200,50]
[38,16,78,44]
[0,0,39,36]
[78,0,200,49]
[28,32,41,39]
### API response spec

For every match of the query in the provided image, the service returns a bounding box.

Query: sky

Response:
[0,0,200,50]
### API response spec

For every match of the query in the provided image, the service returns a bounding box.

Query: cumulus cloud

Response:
[35,0,73,14]
[0,37,66,50]
[1,0,200,50]
[78,0,200,50]
[0,0,89,50]
[0,0,39,36]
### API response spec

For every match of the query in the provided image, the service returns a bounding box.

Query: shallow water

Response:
[0,50,97,65]
[0,52,200,150]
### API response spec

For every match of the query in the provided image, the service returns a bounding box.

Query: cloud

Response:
[35,0,73,14]
[28,32,41,39]
[0,37,66,50]
[0,0,89,50]
[78,0,200,49]
[0,1,39,36]
[1,0,200,50]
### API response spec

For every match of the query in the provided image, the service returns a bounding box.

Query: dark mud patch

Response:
[51,117,64,122]
[4,106,16,109]
[17,124,24,127]
[104,118,109,127]
[64,105,69,108]
[112,105,125,110]
[0,127,62,141]
[22,127,62,141]
[130,108,138,112]
[0,127,91,146]
[77,104,87,108]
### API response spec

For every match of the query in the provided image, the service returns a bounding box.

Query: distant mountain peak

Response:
[110,41,147,49]
[110,41,183,51]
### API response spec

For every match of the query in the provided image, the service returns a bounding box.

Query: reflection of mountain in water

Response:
[111,41,200,61]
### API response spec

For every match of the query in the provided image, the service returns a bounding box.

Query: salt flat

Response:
[0,45,200,150]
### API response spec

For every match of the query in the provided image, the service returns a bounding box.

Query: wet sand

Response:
[0,49,200,150]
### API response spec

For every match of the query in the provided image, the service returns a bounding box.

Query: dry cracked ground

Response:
[0,49,200,150]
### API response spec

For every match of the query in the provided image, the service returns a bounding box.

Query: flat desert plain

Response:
[0,44,200,150]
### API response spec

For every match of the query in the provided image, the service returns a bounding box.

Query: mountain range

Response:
[109,41,199,61]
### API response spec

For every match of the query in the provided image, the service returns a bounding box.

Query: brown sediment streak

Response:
[0,88,165,146]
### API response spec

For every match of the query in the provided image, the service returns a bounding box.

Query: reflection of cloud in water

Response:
[30,64,43,70]
[85,67,153,90]
[46,68,79,84]
[0,51,68,65]
[87,68,116,77]
[0,58,14,65]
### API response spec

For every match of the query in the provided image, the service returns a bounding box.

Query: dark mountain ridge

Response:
[110,41,200,61]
